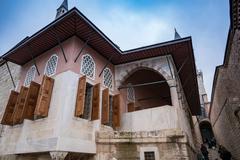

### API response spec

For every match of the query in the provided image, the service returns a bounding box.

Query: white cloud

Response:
[94,7,173,50]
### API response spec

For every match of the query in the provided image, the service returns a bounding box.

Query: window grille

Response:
[127,85,135,102]
[103,68,113,89]
[144,152,155,160]
[24,65,36,86]
[45,55,58,76]
[83,84,93,119]
[81,54,95,79]
[109,95,113,127]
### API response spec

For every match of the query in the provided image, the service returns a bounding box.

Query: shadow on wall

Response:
[122,68,171,111]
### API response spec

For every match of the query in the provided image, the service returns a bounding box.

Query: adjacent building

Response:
[210,0,240,159]
[0,1,201,159]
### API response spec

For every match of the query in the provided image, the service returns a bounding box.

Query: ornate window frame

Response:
[44,54,58,77]
[80,54,96,80]
[103,67,113,89]
[24,65,36,86]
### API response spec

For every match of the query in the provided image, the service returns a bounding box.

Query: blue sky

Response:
[0,0,229,97]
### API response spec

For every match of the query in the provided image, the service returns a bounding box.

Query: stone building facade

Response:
[0,1,201,160]
[210,0,240,159]
[0,61,21,137]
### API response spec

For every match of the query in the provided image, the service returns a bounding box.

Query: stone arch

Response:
[199,119,215,143]
[119,66,176,110]
[118,65,172,88]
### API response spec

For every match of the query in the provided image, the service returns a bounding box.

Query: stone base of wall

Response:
[0,129,198,160]
[95,129,197,160]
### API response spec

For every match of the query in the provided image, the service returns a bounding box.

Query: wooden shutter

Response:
[75,76,86,117]
[101,88,109,124]
[127,102,135,112]
[34,75,54,118]
[22,81,40,120]
[113,94,120,128]
[91,83,100,120]
[1,91,19,125]
[12,86,29,124]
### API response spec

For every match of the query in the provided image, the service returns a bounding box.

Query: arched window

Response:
[81,54,95,79]
[45,54,58,76]
[127,84,135,102]
[103,68,113,89]
[24,65,36,86]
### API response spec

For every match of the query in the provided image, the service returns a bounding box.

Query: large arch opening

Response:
[199,120,214,142]
[122,68,172,111]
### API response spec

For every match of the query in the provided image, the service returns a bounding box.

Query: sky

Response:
[0,0,229,97]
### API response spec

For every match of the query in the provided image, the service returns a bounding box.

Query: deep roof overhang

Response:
[1,8,200,115]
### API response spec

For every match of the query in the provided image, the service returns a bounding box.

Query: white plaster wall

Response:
[54,71,99,153]
[0,71,99,155]
[120,105,178,132]
[177,107,195,147]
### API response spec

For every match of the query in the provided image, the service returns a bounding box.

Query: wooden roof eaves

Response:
[1,9,78,60]
[123,37,191,54]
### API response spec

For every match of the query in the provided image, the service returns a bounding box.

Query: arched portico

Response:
[199,119,214,143]
[118,66,179,111]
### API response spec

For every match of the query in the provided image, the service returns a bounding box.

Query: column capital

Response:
[50,151,68,160]
[167,79,176,87]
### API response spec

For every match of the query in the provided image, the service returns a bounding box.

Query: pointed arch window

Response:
[81,54,95,79]
[103,68,113,89]
[127,84,135,102]
[45,54,58,76]
[24,65,36,86]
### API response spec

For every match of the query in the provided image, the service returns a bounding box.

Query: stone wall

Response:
[210,29,240,160]
[95,129,197,160]
[0,62,21,136]
[192,116,202,151]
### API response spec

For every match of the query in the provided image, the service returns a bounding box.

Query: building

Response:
[210,0,240,159]
[195,71,214,145]
[0,60,21,138]
[191,71,211,151]
[197,71,210,119]
[0,1,201,159]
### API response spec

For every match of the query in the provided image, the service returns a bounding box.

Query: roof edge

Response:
[123,37,191,54]
[209,65,224,118]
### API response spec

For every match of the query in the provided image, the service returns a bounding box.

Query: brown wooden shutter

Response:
[12,86,29,125]
[22,81,40,120]
[91,83,100,120]
[1,91,19,125]
[127,102,135,112]
[75,76,86,117]
[101,88,109,124]
[34,75,54,118]
[113,94,120,128]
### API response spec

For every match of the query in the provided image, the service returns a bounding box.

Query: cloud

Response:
[71,1,176,50]
[92,6,174,50]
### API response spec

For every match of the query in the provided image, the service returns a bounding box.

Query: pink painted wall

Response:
[18,36,116,93]
[17,36,171,117]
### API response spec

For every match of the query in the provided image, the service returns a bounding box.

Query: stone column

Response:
[168,79,179,107]
[50,151,68,160]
